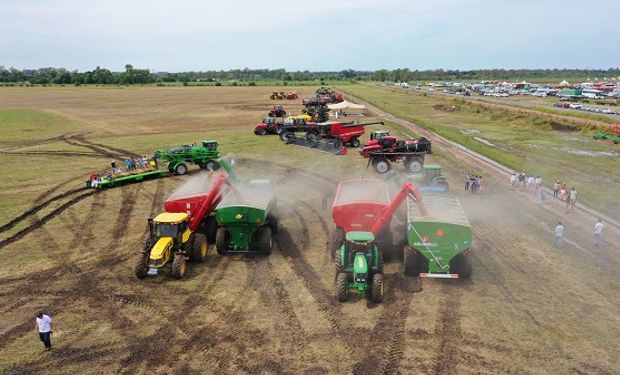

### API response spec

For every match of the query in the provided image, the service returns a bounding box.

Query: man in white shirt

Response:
[566,187,577,212]
[593,219,604,246]
[35,312,53,351]
[553,222,564,247]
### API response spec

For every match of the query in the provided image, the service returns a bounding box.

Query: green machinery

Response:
[215,180,278,255]
[154,140,221,175]
[386,164,449,193]
[335,231,384,303]
[593,126,620,144]
[86,169,164,189]
[403,193,473,279]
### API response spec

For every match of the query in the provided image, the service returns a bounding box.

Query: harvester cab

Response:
[369,129,391,141]
[201,140,218,151]
[335,231,384,303]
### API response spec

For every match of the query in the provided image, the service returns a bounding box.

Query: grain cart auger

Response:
[331,179,424,303]
[215,180,278,255]
[403,193,473,279]
[134,158,237,279]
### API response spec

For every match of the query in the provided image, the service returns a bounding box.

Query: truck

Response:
[215,180,278,255]
[134,158,236,279]
[154,139,221,175]
[403,193,473,279]
[360,130,432,173]
[331,178,423,302]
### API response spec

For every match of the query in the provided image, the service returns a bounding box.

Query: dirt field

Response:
[0,86,618,375]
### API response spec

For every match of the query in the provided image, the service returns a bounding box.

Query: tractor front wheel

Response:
[334,249,343,276]
[267,214,279,234]
[406,158,423,173]
[370,273,384,303]
[336,272,349,302]
[259,128,267,136]
[329,227,344,258]
[215,228,229,255]
[171,255,186,279]
[190,233,208,262]
[134,253,150,279]
[257,226,273,255]
[374,158,390,173]
[204,160,219,171]
[350,137,360,148]
[175,163,188,175]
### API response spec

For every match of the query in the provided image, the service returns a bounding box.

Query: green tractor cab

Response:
[335,231,384,303]
[408,164,449,192]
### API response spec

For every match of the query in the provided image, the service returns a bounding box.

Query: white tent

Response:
[327,100,366,110]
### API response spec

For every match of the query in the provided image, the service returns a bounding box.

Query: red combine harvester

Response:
[330,178,423,261]
[280,121,384,154]
[360,130,432,173]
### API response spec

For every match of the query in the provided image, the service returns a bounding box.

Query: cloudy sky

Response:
[1,0,618,72]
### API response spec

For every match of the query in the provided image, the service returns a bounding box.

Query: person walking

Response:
[465,173,470,191]
[35,312,53,351]
[593,219,604,246]
[553,222,564,247]
[510,172,517,190]
[553,181,560,198]
[566,187,577,212]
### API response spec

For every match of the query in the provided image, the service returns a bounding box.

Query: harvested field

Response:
[0,86,618,374]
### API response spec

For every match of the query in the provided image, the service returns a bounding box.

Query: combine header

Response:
[404,193,472,279]
[331,178,423,302]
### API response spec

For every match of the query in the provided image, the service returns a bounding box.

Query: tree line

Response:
[1,65,619,84]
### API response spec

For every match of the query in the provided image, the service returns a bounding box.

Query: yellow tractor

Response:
[270,91,286,100]
[134,212,207,279]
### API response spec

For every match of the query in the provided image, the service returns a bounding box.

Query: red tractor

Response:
[286,91,299,100]
[254,116,284,136]
[268,105,287,117]
[360,130,432,173]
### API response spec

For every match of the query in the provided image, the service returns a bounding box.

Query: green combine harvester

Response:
[404,192,473,279]
[215,180,278,255]
[155,139,221,175]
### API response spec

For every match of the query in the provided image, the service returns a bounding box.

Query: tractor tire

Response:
[377,252,384,274]
[257,226,273,255]
[329,227,344,258]
[403,246,420,277]
[204,160,219,171]
[456,252,473,279]
[134,253,150,279]
[349,137,360,148]
[406,158,423,173]
[280,132,293,142]
[171,255,186,279]
[167,162,175,172]
[374,158,391,173]
[190,233,208,262]
[175,163,188,175]
[336,272,349,302]
[275,127,283,135]
[267,214,279,234]
[216,227,229,255]
[259,128,268,136]
[334,248,343,276]
[205,216,217,244]
[370,273,384,303]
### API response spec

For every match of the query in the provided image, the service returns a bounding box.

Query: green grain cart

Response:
[404,193,473,279]
[215,180,278,255]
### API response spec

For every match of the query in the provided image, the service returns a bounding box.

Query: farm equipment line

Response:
[341,90,620,231]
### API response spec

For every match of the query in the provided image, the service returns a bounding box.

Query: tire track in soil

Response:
[352,274,413,375]
[0,150,111,158]
[433,283,463,375]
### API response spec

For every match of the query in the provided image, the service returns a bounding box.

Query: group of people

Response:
[122,155,152,172]
[552,181,578,212]
[509,171,543,192]
[464,173,484,193]
[553,219,605,248]
[87,156,155,188]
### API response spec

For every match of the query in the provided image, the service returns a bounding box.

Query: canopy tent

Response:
[327,100,366,110]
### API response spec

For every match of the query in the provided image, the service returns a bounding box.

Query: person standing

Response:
[553,181,560,198]
[566,187,577,212]
[510,172,517,190]
[465,173,470,191]
[35,312,53,351]
[553,222,564,247]
[593,219,604,246]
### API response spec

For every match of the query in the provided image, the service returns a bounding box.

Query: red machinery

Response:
[286,91,299,100]
[281,121,384,149]
[254,116,283,136]
[330,178,423,260]
[360,130,432,173]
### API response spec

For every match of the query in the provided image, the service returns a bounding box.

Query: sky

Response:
[1,0,619,72]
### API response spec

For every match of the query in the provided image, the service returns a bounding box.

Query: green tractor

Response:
[408,164,449,192]
[335,231,384,303]
[215,180,278,255]
[154,139,221,175]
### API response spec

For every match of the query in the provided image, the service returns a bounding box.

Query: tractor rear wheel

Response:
[403,246,420,277]
[216,228,229,255]
[336,272,349,302]
[134,253,150,279]
[370,273,384,303]
[374,158,390,173]
[257,226,273,255]
[205,216,217,244]
[334,249,343,276]
[406,158,423,173]
[329,227,344,258]
[259,128,267,136]
[204,160,219,171]
[350,137,360,148]
[175,163,188,175]
[171,255,186,279]
[190,233,208,262]
[267,214,279,234]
